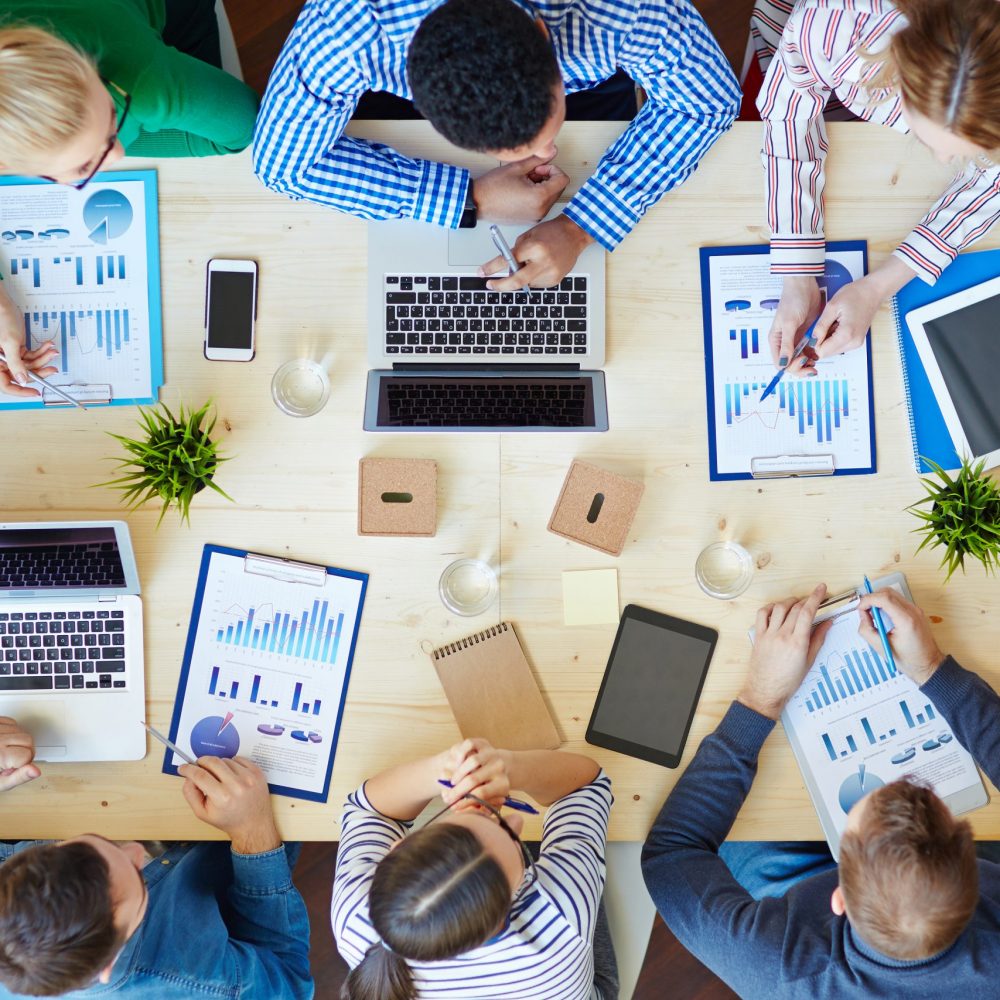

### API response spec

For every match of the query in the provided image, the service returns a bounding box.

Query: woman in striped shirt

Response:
[331,738,616,1000]
[754,0,1000,373]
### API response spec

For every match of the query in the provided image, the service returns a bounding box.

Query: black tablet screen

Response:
[590,617,713,756]
[924,292,1000,458]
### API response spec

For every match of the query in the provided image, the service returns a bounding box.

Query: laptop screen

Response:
[0,526,127,591]
[372,374,603,430]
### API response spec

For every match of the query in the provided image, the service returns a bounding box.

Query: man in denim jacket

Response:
[0,718,314,999]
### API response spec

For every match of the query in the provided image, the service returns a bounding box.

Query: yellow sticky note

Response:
[562,569,619,626]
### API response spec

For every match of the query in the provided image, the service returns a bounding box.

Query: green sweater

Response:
[0,0,259,156]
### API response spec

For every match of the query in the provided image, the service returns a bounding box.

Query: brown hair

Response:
[839,779,978,960]
[0,25,98,173]
[342,823,511,1000]
[864,0,1000,154]
[0,841,124,995]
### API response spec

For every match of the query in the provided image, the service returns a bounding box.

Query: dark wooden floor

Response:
[232,0,750,995]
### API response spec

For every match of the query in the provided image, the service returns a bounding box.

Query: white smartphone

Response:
[204,258,257,362]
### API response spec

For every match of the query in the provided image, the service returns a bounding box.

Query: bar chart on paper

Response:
[215,599,345,666]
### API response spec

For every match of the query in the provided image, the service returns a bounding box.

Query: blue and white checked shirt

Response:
[253,0,740,250]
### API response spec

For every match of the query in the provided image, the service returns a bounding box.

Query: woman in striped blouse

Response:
[331,738,617,1000]
[755,0,1000,373]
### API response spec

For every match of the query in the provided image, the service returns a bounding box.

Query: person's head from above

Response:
[408,0,565,162]
[869,0,1000,164]
[833,778,978,961]
[0,835,148,996]
[0,26,125,186]
[342,798,531,1000]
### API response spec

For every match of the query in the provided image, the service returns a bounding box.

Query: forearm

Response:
[500,750,599,806]
[921,656,1000,787]
[364,752,446,820]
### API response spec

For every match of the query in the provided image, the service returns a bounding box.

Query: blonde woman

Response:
[755,0,1000,374]
[0,1,259,394]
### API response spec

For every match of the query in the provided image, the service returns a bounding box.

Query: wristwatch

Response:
[459,183,477,229]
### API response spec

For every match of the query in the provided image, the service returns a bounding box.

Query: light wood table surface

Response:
[3,122,998,842]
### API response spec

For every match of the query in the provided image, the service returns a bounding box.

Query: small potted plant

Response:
[98,401,233,525]
[908,457,1000,581]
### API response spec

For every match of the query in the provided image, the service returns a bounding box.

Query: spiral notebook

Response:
[430,623,560,750]
[892,248,1000,473]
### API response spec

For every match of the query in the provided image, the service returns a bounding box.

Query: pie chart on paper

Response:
[837,764,884,815]
[190,712,240,758]
[83,189,133,244]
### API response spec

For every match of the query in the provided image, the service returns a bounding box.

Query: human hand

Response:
[472,156,569,225]
[768,276,822,371]
[439,738,511,811]
[179,756,281,854]
[0,717,40,791]
[811,275,884,361]
[739,584,833,720]
[0,340,59,398]
[477,215,593,291]
[857,589,945,686]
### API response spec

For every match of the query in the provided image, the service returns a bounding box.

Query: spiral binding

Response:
[433,622,509,659]
[891,295,923,474]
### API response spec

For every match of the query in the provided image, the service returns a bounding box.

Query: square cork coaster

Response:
[547,461,644,556]
[358,458,437,537]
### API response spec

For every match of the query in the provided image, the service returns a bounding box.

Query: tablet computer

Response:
[586,605,718,768]
[906,275,1000,469]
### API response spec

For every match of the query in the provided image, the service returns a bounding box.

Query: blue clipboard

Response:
[0,169,163,408]
[163,544,368,804]
[700,242,877,481]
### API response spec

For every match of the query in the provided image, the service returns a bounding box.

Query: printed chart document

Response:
[0,171,162,407]
[164,545,368,802]
[700,243,875,480]
[770,573,985,857]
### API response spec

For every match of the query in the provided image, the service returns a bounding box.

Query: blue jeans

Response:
[721,841,1000,900]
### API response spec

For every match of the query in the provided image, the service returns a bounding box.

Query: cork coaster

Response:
[358,458,437,536]
[547,461,644,556]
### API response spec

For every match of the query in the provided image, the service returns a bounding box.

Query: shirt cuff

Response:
[716,700,776,756]
[564,178,641,252]
[230,844,295,894]
[919,655,968,714]
[412,161,470,229]
[894,226,957,285]
[769,235,827,275]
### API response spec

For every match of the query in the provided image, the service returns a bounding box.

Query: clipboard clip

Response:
[750,454,835,479]
[243,553,327,587]
[41,383,112,406]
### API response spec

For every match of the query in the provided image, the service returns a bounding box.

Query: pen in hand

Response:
[141,721,197,766]
[438,778,539,815]
[759,325,818,402]
[862,576,898,676]
[488,224,529,297]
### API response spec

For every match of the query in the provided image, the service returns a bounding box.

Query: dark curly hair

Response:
[408,0,561,151]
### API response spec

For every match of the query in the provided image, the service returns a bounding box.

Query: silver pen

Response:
[488,224,529,295]
[141,721,197,765]
[0,348,86,409]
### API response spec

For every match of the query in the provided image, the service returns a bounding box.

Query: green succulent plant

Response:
[98,401,233,525]
[908,457,1000,581]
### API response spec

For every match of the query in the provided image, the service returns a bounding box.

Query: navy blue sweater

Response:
[641,656,1000,999]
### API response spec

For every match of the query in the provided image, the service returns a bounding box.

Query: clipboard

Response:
[40,383,112,406]
[163,544,368,803]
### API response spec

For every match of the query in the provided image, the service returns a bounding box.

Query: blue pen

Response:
[862,576,898,676]
[759,324,818,402]
[438,779,539,815]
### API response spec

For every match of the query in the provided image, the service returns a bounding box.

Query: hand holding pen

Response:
[0,343,64,401]
[438,737,539,815]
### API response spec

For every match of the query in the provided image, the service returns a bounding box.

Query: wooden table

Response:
[4,122,998,841]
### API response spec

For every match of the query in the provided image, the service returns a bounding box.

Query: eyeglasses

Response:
[41,83,131,191]
[420,792,538,899]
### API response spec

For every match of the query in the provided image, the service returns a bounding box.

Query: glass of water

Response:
[695,541,754,600]
[439,559,498,616]
[271,359,330,417]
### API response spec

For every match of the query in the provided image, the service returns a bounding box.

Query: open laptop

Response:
[0,521,145,761]
[365,212,608,431]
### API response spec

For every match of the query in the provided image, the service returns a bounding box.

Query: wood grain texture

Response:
[5,124,998,845]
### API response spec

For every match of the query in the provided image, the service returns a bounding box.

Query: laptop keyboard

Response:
[384,380,589,427]
[0,541,126,588]
[0,609,129,692]
[382,274,590,355]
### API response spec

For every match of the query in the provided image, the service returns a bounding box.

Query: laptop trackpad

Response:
[0,699,68,759]
[448,227,502,267]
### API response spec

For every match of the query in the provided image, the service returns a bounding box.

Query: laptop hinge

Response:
[390,362,582,373]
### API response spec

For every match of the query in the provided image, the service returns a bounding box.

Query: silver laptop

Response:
[365,211,609,431]
[0,521,145,761]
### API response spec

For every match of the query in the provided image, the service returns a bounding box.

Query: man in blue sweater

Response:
[642,583,1000,999]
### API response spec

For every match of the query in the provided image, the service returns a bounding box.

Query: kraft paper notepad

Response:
[430,623,560,750]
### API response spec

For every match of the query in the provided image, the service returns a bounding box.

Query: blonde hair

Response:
[864,0,1000,156]
[0,25,98,172]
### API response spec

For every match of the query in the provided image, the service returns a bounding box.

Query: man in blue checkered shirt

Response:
[254,0,740,289]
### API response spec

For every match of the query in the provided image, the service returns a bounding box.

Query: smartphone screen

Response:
[207,270,255,351]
